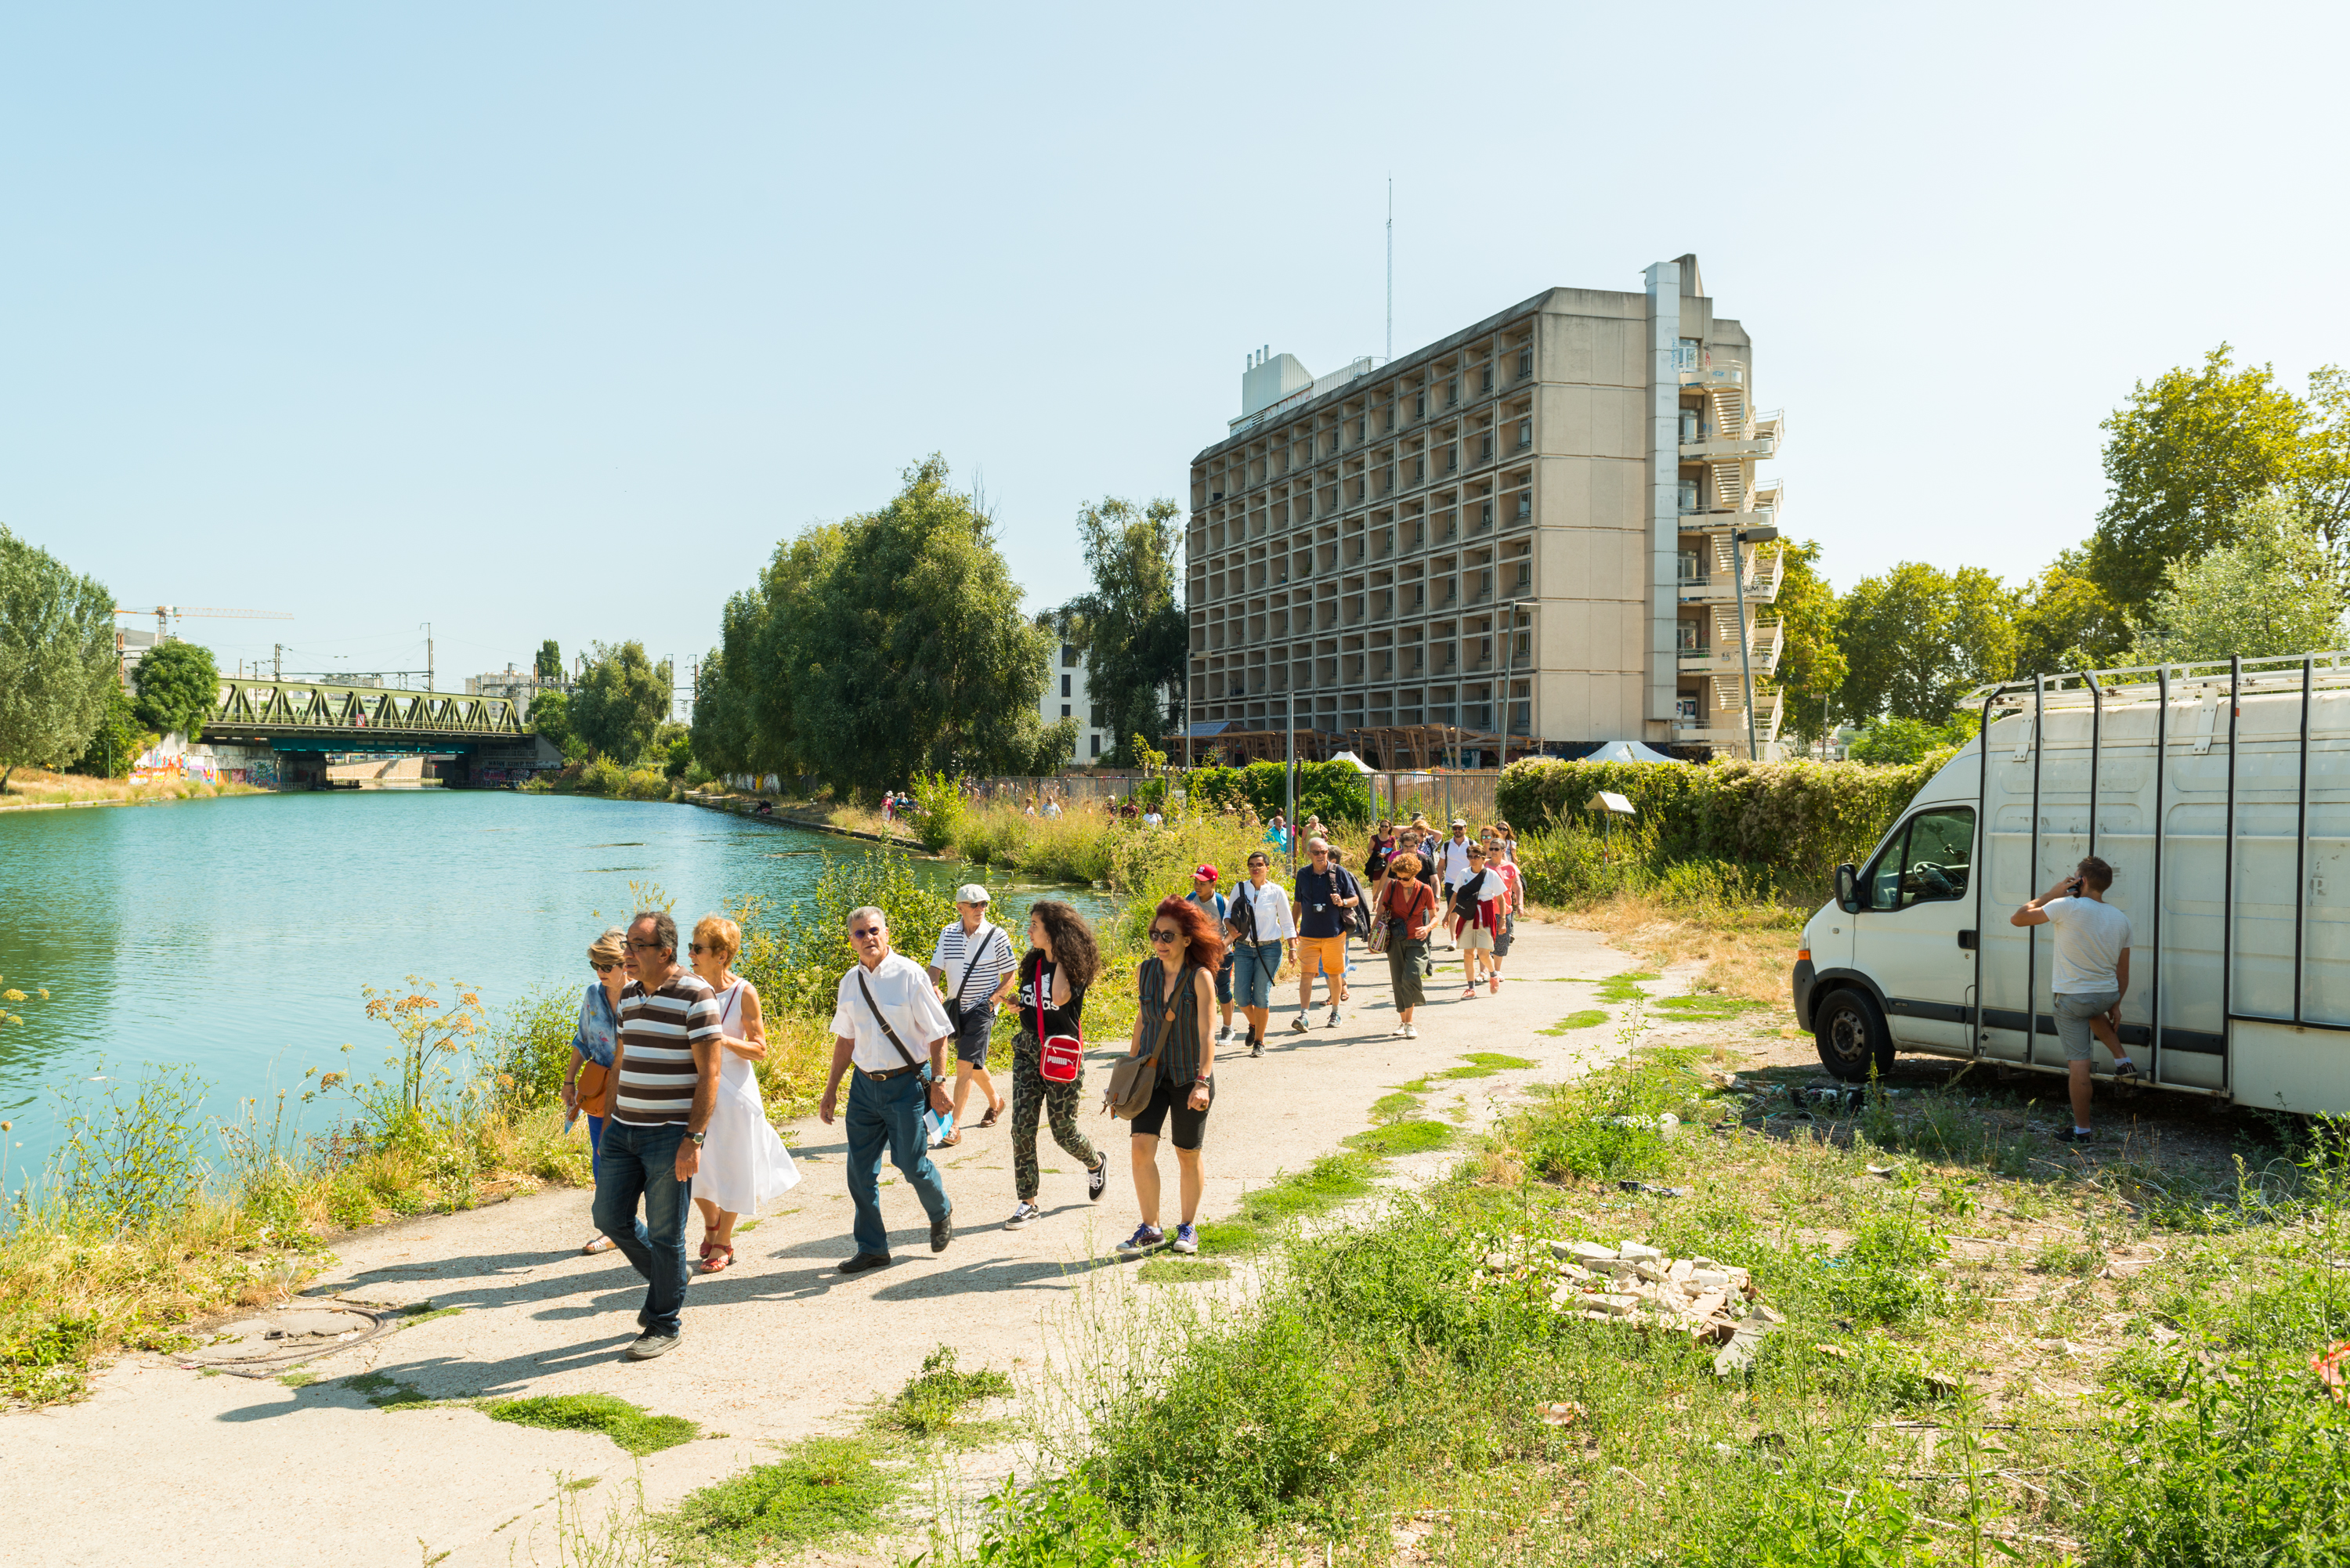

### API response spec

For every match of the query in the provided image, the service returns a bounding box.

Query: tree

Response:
[0,525,120,789]
[130,638,219,745]
[530,687,573,753]
[73,685,150,779]
[2088,345,2311,615]
[533,639,562,682]
[2127,492,2345,666]
[742,526,843,779]
[1760,539,1846,752]
[569,641,671,763]
[1836,562,2019,725]
[2011,547,2128,677]
[2301,364,2350,564]
[1051,496,1188,766]
[687,643,754,779]
[1847,710,1979,767]
[788,456,1056,795]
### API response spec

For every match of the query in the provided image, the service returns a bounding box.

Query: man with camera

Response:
[2010,856,2136,1143]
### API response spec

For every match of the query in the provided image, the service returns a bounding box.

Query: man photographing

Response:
[2010,855,2137,1143]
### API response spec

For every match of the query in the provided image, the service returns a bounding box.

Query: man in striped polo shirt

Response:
[592,909,722,1360]
[926,883,1016,1146]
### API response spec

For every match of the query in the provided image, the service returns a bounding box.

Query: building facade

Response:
[1184,255,1784,761]
[1039,641,1119,761]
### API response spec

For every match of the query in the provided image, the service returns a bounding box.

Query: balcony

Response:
[1676,354,1744,392]
[1679,433,1775,462]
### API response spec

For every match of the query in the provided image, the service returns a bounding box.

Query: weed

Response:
[1344,1120,1453,1158]
[1137,1259,1232,1284]
[872,1344,1010,1440]
[483,1392,699,1456]
[1539,1010,1608,1035]
[1367,1091,1419,1122]
[1651,990,1764,1022]
[966,1469,1196,1567]
[397,1302,464,1328]
[1193,1151,1375,1253]
[1595,971,1660,1003]
[660,1436,898,1559]
[342,1371,431,1409]
[280,1369,318,1389]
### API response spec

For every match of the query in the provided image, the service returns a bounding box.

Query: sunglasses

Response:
[1148,929,1181,944]
[689,942,723,956]
[591,960,621,974]
[851,925,884,939]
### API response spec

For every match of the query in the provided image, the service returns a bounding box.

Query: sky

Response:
[5,2,2347,695]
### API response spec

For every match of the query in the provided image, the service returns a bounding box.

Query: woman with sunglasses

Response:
[1111,896,1224,1257]
[562,927,630,1255]
[1003,901,1110,1229]
[684,914,798,1273]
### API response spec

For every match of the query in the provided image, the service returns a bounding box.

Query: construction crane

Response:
[114,605,294,641]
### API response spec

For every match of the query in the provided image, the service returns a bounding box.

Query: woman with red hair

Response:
[1108,894,1224,1259]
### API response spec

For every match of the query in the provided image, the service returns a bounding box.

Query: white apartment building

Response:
[1040,641,1119,761]
[1186,255,1785,761]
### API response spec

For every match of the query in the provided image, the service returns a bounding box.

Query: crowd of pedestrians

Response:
[573,813,1524,1362]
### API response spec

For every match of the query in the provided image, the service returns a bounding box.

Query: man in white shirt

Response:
[822,907,958,1271]
[927,884,1016,1145]
[2010,855,2135,1143]
[1224,849,1296,1059]
[1434,820,1476,948]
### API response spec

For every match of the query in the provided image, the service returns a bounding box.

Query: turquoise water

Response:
[0,791,1108,1174]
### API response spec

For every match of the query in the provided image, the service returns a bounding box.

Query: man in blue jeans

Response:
[1224,850,1296,1059]
[820,906,957,1271]
[595,910,722,1360]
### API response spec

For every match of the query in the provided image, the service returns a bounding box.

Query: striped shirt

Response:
[930,920,1014,1011]
[610,969,721,1125]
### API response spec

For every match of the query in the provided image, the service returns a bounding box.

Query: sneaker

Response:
[1171,1224,1199,1255]
[1216,1024,1231,1043]
[1115,1224,1166,1257]
[1402,1023,1418,1039]
[1086,1158,1108,1201]
[1325,1006,1341,1028]
[2053,1127,2095,1144]
[624,1332,680,1361]
[1288,1014,1311,1035]
[2111,1059,2140,1082]
[1004,1201,1039,1230]
[1249,1038,1264,1058]
[931,1218,953,1252]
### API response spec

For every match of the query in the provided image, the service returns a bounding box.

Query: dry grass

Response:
[1528,891,1807,1005]
[0,767,265,810]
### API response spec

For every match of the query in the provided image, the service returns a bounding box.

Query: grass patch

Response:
[1392,1076,1433,1094]
[483,1392,700,1456]
[1344,1120,1455,1158]
[869,1345,1009,1442]
[1193,1151,1376,1253]
[279,1369,317,1389]
[1652,990,1766,1021]
[1368,1091,1421,1122]
[341,1371,430,1410]
[1137,1258,1234,1284]
[1435,1051,1539,1078]
[1594,971,1659,1003]
[1539,1010,1610,1035]
[396,1302,462,1328]
[660,1436,899,1559]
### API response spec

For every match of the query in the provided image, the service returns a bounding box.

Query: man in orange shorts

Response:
[1287,836,1362,1034]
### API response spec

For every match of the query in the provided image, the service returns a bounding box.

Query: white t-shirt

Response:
[1437,836,1476,885]
[2044,897,2132,994]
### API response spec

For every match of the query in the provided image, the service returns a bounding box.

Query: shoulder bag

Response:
[574,1061,610,1119]
[1106,963,1193,1119]
[945,927,1003,1024]
[1032,962,1084,1085]
[855,967,951,1138]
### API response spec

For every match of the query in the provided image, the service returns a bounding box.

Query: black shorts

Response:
[1129,1075,1215,1150]
[945,1002,995,1066]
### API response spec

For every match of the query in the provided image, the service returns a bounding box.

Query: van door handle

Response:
[1958,930,1978,950]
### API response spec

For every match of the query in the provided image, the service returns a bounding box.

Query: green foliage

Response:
[1835,559,2018,724]
[533,639,562,681]
[1687,1465,1934,1568]
[1050,496,1187,766]
[1816,1214,1947,1327]
[526,687,570,751]
[0,526,120,785]
[967,1471,1191,1568]
[70,685,150,779]
[569,640,671,764]
[732,850,956,1021]
[906,771,964,852]
[485,985,581,1115]
[129,638,219,743]
[2012,545,2130,674]
[1538,1010,1607,1034]
[1763,538,1846,751]
[1344,1120,1453,1157]
[1846,710,1976,767]
[1184,760,1370,826]
[775,457,1060,794]
[2128,490,2345,664]
[872,1343,1010,1438]
[1498,754,1943,905]
[43,1064,208,1230]
[660,1436,898,1558]
[622,767,670,801]
[688,640,753,778]
[1191,1151,1376,1253]
[482,1393,699,1455]
[2090,344,2330,615]
[576,755,625,795]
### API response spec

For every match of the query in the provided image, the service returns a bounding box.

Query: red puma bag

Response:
[1035,966,1083,1083]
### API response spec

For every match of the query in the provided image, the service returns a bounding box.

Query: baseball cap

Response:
[1192,863,1220,883]
[1451,818,1468,828]
[954,883,990,905]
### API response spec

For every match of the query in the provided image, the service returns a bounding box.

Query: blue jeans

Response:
[591,1120,692,1338]
[586,1114,604,1179]
[1232,941,1283,1010]
[845,1070,953,1257]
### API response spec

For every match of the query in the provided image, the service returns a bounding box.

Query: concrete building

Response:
[1039,640,1119,761]
[1184,255,1784,762]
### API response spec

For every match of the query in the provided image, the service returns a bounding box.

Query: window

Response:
[1090,704,1104,727]
[1090,733,1102,758]
[1864,807,1976,912]
[1415,392,1426,418]
[1061,703,1072,717]
[1061,674,1072,698]
[1679,479,1701,512]
[1061,642,1078,667]
[1517,349,1531,378]
[1517,419,1531,450]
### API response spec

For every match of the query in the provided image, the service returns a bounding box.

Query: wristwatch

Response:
[689,1131,707,1147]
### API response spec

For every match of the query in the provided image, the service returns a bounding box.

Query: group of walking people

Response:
[562,881,1238,1362]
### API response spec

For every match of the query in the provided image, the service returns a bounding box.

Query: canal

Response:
[0,791,1111,1176]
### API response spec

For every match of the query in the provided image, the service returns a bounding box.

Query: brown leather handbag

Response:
[1107,965,1192,1119]
[575,1061,611,1118]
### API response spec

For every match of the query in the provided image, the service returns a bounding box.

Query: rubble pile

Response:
[1475,1236,1785,1375]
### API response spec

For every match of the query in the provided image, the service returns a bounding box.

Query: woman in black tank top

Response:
[1003,901,1108,1229]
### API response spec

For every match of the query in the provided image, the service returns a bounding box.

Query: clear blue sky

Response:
[5,2,2345,692]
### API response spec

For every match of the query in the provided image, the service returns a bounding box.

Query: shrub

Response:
[732,850,957,1021]
[623,768,669,800]
[1184,760,1370,826]
[577,756,627,795]
[683,760,713,789]
[486,985,582,1115]
[907,771,964,852]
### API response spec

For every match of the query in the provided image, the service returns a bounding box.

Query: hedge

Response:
[1184,761,1372,826]
[1496,753,1955,901]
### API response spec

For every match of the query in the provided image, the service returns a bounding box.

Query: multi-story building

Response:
[1184,254,1784,761]
[1039,640,1119,761]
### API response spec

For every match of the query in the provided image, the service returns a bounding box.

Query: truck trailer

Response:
[1792,652,2348,1115]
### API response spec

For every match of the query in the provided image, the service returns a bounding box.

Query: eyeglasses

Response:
[626,940,667,953]
[851,926,883,939]
[689,942,721,956]
[591,961,621,974]
[1148,929,1181,944]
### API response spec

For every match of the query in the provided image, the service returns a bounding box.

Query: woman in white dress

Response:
[686,914,799,1274]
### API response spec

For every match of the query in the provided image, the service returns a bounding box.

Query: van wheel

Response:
[1814,990,1893,1082]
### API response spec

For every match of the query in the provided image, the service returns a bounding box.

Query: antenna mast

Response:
[1385,177,1393,361]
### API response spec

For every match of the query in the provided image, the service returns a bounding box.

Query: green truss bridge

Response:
[204,678,555,786]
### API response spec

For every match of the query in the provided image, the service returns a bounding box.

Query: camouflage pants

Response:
[1010,1028,1101,1201]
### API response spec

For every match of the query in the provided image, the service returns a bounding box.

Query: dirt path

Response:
[0,921,1663,1568]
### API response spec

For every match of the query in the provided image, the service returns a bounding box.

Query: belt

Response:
[859,1064,927,1082]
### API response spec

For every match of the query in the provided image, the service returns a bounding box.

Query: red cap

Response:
[1193,863,1220,883]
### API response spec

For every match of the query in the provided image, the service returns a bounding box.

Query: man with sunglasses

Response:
[1223,851,1295,1058]
[821,907,957,1272]
[1290,837,1360,1033]
[595,910,724,1361]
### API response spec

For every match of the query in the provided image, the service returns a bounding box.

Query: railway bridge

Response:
[201,678,559,786]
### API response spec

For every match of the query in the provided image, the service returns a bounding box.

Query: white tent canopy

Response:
[1326,750,1376,773]
[1581,740,1679,764]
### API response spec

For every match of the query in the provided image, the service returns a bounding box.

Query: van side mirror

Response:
[1835,863,1860,913]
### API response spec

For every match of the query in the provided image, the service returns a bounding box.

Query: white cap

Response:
[955,883,990,905]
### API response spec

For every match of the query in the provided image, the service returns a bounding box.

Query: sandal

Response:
[978,1103,1002,1129]
[1462,985,1480,999]
[581,1235,616,1255]
[701,1244,735,1274]
[1488,976,1500,994]
[936,1132,963,1147]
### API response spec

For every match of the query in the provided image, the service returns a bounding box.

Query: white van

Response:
[1793,652,2348,1115]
